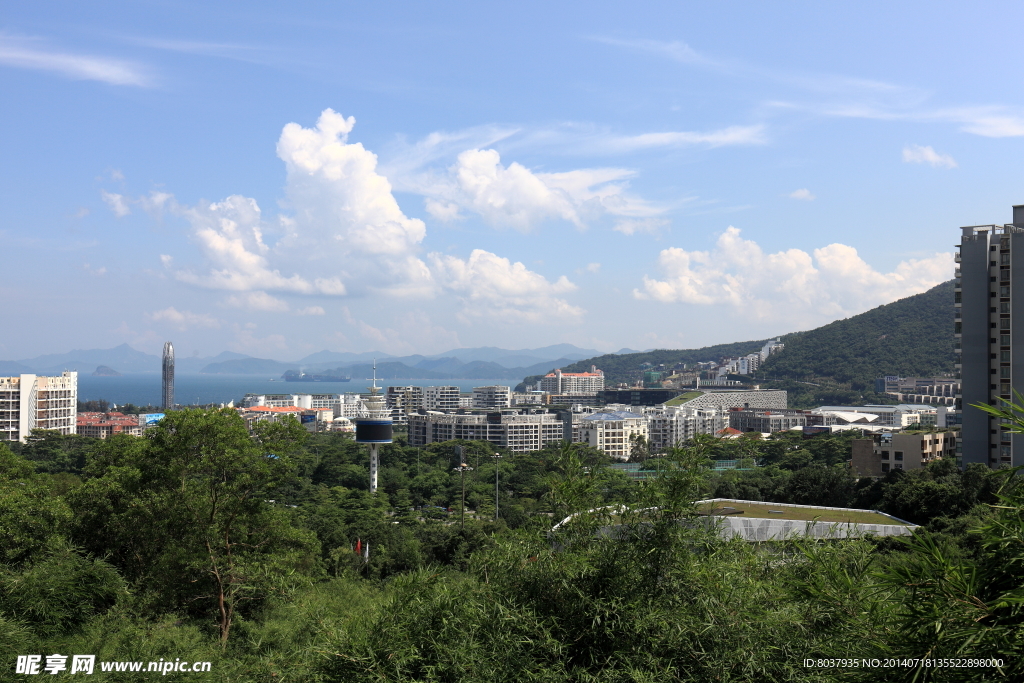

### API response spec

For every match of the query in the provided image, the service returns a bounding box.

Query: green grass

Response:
[698,501,910,525]
[664,391,703,406]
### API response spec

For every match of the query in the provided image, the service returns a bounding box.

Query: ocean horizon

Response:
[78,373,521,407]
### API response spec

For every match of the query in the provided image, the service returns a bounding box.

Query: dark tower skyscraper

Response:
[162,342,175,409]
[956,205,1024,469]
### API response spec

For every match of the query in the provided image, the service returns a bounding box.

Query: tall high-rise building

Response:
[956,205,1024,468]
[162,342,174,409]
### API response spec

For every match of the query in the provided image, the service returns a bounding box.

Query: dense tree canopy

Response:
[1,415,1021,681]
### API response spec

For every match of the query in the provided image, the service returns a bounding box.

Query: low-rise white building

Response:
[408,411,566,452]
[812,405,934,429]
[0,372,77,442]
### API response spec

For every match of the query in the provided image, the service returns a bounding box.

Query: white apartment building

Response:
[579,410,649,460]
[0,372,78,442]
[407,411,565,453]
[424,385,460,411]
[539,366,604,395]
[242,393,341,410]
[643,405,727,451]
[473,385,512,409]
[241,392,366,419]
[512,392,544,405]
[386,386,425,411]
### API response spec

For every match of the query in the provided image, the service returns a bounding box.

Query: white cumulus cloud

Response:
[155,109,583,325]
[415,148,662,232]
[902,144,957,169]
[431,249,583,323]
[789,188,815,201]
[174,195,339,294]
[635,226,952,327]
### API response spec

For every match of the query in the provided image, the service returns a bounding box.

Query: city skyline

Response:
[4,2,1022,359]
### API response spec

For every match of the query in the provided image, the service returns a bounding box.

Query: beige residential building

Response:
[851,430,958,477]
[539,366,604,395]
[0,372,78,442]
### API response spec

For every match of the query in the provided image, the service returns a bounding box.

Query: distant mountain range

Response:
[0,343,622,380]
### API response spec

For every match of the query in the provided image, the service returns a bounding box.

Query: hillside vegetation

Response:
[520,281,954,406]
[759,280,955,386]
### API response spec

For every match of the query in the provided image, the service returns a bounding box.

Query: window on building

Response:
[895,463,904,470]
[894,451,904,461]
[881,463,890,473]
[1001,286,1011,296]
[1002,351,1012,361]
[881,450,890,459]
[1002,335,1012,345]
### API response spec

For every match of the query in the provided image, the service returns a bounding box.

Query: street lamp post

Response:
[492,452,501,522]
[453,446,473,528]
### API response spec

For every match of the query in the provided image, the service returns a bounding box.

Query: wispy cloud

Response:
[590,37,716,67]
[121,35,291,69]
[597,35,1024,139]
[780,101,1024,139]
[148,307,219,330]
[595,125,767,153]
[101,191,131,217]
[614,218,668,235]
[789,188,815,201]
[902,145,957,169]
[0,35,151,86]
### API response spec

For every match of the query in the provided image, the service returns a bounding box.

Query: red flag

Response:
[355,539,362,555]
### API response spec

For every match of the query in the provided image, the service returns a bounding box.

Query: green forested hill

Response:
[758,280,955,386]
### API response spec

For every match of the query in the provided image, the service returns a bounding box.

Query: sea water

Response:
[78,374,520,406]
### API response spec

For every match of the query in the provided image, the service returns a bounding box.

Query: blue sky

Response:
[2,1,1021,360]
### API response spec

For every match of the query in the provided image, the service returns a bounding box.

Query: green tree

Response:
[69,409,321,645]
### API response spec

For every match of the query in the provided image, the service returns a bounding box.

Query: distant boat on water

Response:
[282,370,351,383]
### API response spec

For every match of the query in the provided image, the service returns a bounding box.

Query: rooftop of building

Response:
[695,499,912,526]
[815,405,931,414]
[663,391,703,406]
[582,410,643,421]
